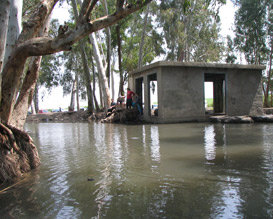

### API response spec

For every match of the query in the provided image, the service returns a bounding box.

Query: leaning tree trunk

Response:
[10,56,42,129]
[9,11,51,129]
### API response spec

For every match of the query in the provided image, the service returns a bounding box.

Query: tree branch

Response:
[13,0,153,57]
[78,0,99,23]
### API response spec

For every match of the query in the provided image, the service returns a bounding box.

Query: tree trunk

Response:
[31,101,36,114]
[111,55,116,100]
[90,54,100,112]
[79,42,94,114]
[116,24,125,96]
[98,76,104,109]
[264,42,273,107]
[76,71,80,111]
[89,33,111,111]
[10,56,42,129]
[8,10,51,129]
[0,0,10,73]
[70,79,76,111]
[3,0,22,66]
[34,86,39,114]
[138,4,149,68]
[71,0,94,114]
[102,0,111,87]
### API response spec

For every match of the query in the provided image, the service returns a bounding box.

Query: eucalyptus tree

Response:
[0,1,10,73]
[113,2,163,95]
[233,0,272,107]
[60,46,87,111]
[0,0,153,183]
[155,0,225,62]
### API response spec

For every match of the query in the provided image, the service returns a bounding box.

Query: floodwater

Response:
[0,122,272,218]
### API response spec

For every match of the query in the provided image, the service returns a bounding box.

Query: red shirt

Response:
[127,90,135,99]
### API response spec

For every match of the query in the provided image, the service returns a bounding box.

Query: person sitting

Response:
[108,99,116,112]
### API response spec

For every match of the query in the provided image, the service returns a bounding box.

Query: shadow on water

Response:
[0,122,272,218]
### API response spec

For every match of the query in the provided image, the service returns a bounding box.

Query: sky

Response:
[39,0,236,110]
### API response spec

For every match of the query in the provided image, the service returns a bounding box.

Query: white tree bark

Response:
[111,55,116,100]
[89,33,111,110]
[4,0,22,65]
[0,0,10,73]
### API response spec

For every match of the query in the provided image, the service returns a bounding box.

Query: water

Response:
[0,122,272,218]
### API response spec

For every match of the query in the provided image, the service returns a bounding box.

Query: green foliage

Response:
[39,54,62,91]
[225,35,237,64]
[206,98,213,107]
[39,19,63,91]
[155,0,224,62]
[233,0,269,65]
[60,42,88,98]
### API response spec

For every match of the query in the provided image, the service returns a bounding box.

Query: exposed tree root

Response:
[0,123,40,184]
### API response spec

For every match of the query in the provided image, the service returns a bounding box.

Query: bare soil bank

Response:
[26,111,91,123]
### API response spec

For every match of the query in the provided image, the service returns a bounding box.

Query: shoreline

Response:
[26,109,273,124]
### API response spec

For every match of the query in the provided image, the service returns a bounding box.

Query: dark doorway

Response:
[135,77,144,113]
[204,73,226,114]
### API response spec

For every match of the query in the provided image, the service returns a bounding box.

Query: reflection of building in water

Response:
[204,125,216,161]
[150,125,160,162]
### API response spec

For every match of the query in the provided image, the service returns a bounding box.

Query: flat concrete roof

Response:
[129,61,266,75]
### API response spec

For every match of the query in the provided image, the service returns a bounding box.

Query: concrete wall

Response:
[226,69,263,116]
[159,66,205,122]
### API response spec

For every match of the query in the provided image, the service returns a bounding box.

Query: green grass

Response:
[206,98,213,107]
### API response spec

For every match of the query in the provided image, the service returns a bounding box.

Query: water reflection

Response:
[204,125,216,161]
[0,123,272,218]
[150,125,160,163]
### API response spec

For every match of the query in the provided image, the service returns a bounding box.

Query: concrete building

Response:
[128,61,266,123]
